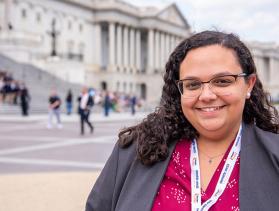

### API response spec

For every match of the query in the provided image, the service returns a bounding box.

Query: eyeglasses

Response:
[176,73,248,98]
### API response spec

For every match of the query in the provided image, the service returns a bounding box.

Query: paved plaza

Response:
[0,112,147,211]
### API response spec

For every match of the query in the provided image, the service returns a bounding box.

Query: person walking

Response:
[130,94,137,115]
[19,83,30,116]
[103,91,111,117]
[78,86,94,135]
[47,89,62,129]
[65,89,73,115]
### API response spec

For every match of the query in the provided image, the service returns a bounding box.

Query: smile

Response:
[197,106,225,112]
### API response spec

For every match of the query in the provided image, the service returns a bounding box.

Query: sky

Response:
[123,0,279,44]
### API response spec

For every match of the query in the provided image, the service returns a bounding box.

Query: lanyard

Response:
[191,124,242,211]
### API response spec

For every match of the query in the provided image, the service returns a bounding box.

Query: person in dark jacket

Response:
[85,31,279,211]
[47,89,62,129]
[65,89,73,115]
[130,94,137,115]
[19,83,30,116]
[103,91,111,117]
[78,86,94,135]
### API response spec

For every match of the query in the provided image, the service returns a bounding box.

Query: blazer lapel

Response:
[115,142,177,211]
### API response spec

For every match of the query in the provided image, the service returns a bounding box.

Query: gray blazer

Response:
[86,124,279,211]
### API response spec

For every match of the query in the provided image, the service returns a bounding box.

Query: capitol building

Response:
[0,0,278,104]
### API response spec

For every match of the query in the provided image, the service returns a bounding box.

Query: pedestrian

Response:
[65,89,73,115]
[11,80,20,105]
[19,83,30,116]
[103,91,111,117]
[130,94,137,115]
[85,30,279,211]
[47,89,62,129]
[78,86,94,135]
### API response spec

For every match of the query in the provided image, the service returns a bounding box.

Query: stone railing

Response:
[0,30,42,45]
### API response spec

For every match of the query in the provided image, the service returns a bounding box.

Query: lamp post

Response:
[48,19,60,57]
[4,0,13,30]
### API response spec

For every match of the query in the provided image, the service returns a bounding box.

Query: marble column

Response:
[109,22,115,70]
[116,24,122,69]
[4,0,12,30]
[123,25,129,70]
[154,30,160,71]
[148,29,154,73]
[165,33,171,61]
[129,27,135,73]
[135,29,141,72]
[160,32,166,70]
[171,35,176,52]
[94,23,101,66]
[270,57,275,85]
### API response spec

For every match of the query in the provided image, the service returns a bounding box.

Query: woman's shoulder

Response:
[250,124,279,155]
[115,133,137,164]
[253,124,279,140]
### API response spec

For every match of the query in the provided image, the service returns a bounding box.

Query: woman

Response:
[65,89,73,115]
[86,31,279,211]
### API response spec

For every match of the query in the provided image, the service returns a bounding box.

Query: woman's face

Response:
[179,45,256,138]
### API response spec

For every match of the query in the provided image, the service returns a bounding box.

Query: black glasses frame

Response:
[176,73,250,95]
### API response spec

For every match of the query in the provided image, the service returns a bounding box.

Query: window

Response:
[21,9,27,19]
[79,24,83,32]
[116,81,120,91]
[29,3,34,10]
[68,21,72,30]
[123,82,127,93]
[130,82,133,93]
[67,40,74,59]
[36,13,41,23]
[101,81,107,91]
[78,43,85,61]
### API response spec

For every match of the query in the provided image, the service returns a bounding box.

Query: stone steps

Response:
[0,54,82,114]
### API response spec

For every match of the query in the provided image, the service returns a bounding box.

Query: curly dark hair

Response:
[118,30,279,165]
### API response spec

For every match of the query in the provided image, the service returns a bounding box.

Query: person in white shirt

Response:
[78,86,94,135]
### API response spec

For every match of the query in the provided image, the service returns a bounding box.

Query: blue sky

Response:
[124,0,279,44]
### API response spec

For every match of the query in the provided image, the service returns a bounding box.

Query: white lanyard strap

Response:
[191,124,242,211]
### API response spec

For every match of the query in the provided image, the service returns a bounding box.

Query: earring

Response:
[246,92,251,99]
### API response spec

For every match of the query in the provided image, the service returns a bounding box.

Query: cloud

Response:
[123,0,279,43]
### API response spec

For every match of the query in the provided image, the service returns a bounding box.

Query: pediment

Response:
[156,4,190,28]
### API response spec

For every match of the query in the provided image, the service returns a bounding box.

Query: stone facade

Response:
[0,0,278,104]
[248,41,279,100]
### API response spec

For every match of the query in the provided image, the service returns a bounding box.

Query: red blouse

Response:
[152,139,240,211]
